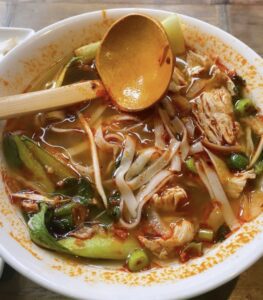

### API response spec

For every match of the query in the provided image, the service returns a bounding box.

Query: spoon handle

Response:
[0,80,105,120]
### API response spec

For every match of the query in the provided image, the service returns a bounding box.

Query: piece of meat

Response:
[138,219,195,259]
[192,87,237,145]
[151,186,187,212]
[240,190,263,222]
[145,207,171,237]
[225,170,256,199]
[186,50,212,76]
[210,65,236,96]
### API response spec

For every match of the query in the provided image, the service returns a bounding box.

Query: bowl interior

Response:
[0,8,262,300]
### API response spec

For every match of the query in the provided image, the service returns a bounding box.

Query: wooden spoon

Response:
[0,14,173,119]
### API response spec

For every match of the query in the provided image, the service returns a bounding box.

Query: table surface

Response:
[0,0,262,299]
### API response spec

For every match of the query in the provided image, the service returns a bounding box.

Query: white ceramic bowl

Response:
[0,26,34,59]
[0,8,262,300]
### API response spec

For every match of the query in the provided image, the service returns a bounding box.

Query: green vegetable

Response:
[227,153,249,171]
[127,249,150,272]
[234,98,256,117]
[54,177,94,201]
[185,157,197,173]
[54,202,76,218]
[2,134,22,169]
[74,41,101,63]
[231,74,246,101]
[107,191,121,221]
[108,191,121,206]
[197,228,214,242]
[216,224,230,242]
[28,203,69,253]
[28,203,139,259]
[22,136,75,180]
[110,206,121,220]
[52,215,74,232]
[254,153,263,175]
[183,242,203,256]
[161,14,185,55]
[114,153,122,172]
[255,160,263,175]
[13,135,54,192]
[92,209,114,225]
[58,234,140,260]
[55,57,79,87]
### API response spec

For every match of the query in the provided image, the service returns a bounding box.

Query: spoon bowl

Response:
[0,14,173,119]
[96,14,174,111]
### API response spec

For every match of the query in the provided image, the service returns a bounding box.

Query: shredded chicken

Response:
[205,202,224,231]
[210,65,236,96]
[225,170,256,199]
[240,190,263,222]
[169,66,188,92]
[192,87,238,145]
[151,186,187,212]
[146,208,171,237]
[186,50,212,76]
[138,219,195,259]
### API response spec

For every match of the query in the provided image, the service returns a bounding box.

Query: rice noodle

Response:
[202,138,241,152]
[248,135,263,168]
[60,146,93,177]
[186,78,207,99]
[95,125,119,156]
[158,107,174,138]
[245,127,254,158]
[158,107,190,161]
[104,133,124,144]
[189,141,204,154]
[128,139,180,190]
[119,170,173,229]
[184,117,195,138]
[34,113,45,127]
[46,110,65,122]
[50,127,84,134]
[108,122,143,133]
[107,114,140,122]
[78,112,108,208]
[161,96,176,118]
[154,117,166,150]
[68,160,93,177]
[125,148,156,180]
[12,192,68,204]
[115,136,138,218]
[88,104,107,125]
[200,159,240,230]
[171,117,190,160]
[170,153,182,172]
[195,161,215,199]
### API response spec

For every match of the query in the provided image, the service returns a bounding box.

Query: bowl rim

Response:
[0,7,262,300]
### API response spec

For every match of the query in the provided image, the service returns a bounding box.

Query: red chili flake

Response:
[113,228,128,240]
